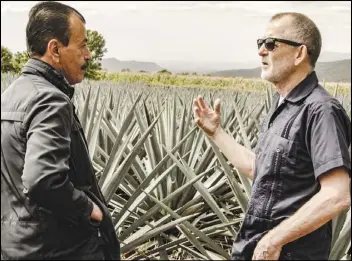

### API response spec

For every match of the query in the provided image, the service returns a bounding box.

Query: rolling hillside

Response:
[211,59,351,83]
[101,58,164,73]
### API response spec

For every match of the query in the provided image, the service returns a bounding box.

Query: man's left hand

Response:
[252,235,282,260]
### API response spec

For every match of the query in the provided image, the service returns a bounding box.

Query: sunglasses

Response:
[257,37,304,51]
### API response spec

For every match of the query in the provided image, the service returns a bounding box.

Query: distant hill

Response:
[154,60,260,74]
[101,51,350,75]
[101,58,164,73]
[211,67,262,79]
[151,52,351,74]
[318,51,351,62]
[315,59,351,83]
[211,59,351,83]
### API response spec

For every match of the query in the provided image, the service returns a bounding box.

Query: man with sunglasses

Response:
[193,12,351,260]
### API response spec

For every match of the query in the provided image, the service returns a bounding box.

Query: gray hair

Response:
[26,1,86,57]
[271,12,322,69]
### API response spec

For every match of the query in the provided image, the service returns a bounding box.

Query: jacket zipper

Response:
[73,113,108,206]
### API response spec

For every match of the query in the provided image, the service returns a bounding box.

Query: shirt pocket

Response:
[270,134,297,157]
[256,132,297,179]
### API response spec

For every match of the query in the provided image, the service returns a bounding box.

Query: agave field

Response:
[1,73,351,260]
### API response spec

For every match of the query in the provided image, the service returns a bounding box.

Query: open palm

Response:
[193,95,221,137]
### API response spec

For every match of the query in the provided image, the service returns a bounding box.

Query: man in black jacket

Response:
[1,1,120,260]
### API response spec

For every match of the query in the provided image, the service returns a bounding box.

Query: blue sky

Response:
[1,1,351,63]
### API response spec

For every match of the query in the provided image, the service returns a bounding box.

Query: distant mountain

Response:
[101,51,351,80]
[315,59,351,82]
[101,58,164,73]
[152,52,351,74]
[318,51,351,62]
[154,60,260,74]
[101,51,350,75]
[211,59,351,83]
[211,67,262,78]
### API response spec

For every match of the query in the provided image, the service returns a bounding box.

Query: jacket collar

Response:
[21,58,75,99]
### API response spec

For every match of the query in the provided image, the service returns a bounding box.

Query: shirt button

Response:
[277,148,281,153]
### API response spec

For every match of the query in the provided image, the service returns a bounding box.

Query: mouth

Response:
[262,61,268,66]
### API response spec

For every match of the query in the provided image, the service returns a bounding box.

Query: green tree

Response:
[157,69,172,75]
[12,51,30,74]
[85,29,108,80]
[1,46,15,73]
[2,29,107,78]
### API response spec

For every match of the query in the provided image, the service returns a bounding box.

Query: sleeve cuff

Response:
[315,156,351,180]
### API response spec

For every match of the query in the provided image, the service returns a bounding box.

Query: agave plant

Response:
[70,79,351,260]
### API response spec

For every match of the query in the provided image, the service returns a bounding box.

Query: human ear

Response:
[47,39,60,63]
[294,45,308,66]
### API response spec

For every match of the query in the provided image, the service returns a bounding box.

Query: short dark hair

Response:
[26,1,86,57]
[271,12,322,69]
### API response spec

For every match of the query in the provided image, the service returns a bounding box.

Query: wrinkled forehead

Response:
[262,16,294,39]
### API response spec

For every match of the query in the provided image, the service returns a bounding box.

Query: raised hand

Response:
[193,95,221,138]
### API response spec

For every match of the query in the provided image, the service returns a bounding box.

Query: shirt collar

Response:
[284,71,318,104]
[21,58,75,99]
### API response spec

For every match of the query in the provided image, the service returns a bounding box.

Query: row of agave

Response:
[72,79,350,260]
[1,74,351,260]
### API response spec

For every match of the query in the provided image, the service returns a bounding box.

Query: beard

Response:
[261,59,295,84]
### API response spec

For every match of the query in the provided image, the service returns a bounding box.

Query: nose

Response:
[258,44,268,57]
[85,48,92,61]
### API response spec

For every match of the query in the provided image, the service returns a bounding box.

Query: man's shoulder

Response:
[305,84,344,110]
[1,73,71,113]
[306,84,335,102]
[304,85,350,123]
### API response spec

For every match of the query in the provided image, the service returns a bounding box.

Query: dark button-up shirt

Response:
[232,71,351,260]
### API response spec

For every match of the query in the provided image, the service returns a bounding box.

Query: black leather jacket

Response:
[1,58,120,260]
